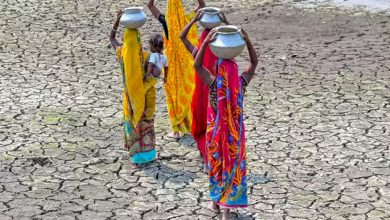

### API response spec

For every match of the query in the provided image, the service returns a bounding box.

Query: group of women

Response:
[109,0,258,219]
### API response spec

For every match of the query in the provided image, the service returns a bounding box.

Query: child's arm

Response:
[146,63,154,79]
[180,11,203,56]
[109,10,123,50]
[146,54,156,79]
[218,11,230,25]
[194,30,217,86]
[241,29,258,85]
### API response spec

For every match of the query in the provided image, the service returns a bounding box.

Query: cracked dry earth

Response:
[1,0,390,219]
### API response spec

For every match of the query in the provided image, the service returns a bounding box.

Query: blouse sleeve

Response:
[149,53,157,65]
[158,14,169,40]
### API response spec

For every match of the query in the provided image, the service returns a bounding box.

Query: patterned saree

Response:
[207,59,248,208]
[165,0,198,133]
[117,29,157,164]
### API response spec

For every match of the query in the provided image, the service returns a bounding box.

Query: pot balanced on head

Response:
[120,7,147,29]
[210,25,246,59]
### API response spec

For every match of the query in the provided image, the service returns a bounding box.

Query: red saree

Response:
[191,29,218,164]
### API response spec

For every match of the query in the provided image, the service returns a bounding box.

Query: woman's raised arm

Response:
[180,11,203,56]
[194,30,217,86]
[109,10,123,50]
[241,29,258,84]
[147,0,162,19]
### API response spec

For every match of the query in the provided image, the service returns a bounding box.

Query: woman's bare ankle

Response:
[208,202,220,213]
[222,208,231,220]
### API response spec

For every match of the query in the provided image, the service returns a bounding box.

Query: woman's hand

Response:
[116,9,123,22]
[110,9,123,49]
[193,10,204,22]
[241,28,250,43]
[218,11,229,24]
[113,9,123,31]
[204,29,217,44]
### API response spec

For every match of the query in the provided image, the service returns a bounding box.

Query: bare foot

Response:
[131,163,139,169]
[222,209,233,220]
[208,202,220,214]
[180,132,189,137]
[167,132,181,140]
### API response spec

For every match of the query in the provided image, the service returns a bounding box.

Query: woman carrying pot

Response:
[109,10,157,167]
[147,0,205,139]
[180,9,229,173]
[194,29,258,219]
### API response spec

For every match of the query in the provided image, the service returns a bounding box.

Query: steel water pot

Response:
[210,25,246,59]
[120,7,147,29]
[199,7,222,29]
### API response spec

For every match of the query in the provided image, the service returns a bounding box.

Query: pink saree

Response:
[207,58,248,208]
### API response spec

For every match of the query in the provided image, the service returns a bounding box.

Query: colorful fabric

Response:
[131,149,157,164]
[191,29,218,163]
[116,29,157,164]
[165,0,198,133]
[207,58,248,208]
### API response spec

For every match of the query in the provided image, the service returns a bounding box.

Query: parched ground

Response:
[0,0,389,219]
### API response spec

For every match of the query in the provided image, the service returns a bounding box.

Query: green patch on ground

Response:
[2,152,15,161]
[44,114,70,124]
[62,143,78,151]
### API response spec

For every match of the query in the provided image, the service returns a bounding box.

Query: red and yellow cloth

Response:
[207,59,248,208]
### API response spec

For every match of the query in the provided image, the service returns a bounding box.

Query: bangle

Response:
[209,78,216,89]
[241,75,249,86]
[112,27,118,32]
[192,48,198,57]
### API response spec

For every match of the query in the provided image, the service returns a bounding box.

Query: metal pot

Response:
[120,7,147,29]
[210,25,246,59]
[199,7,222,29]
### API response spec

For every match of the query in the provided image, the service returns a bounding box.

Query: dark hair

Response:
[149,34,164,52]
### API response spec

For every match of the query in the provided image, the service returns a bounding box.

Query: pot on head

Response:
[210,25,246,59]
[199,7,222,29]
[120,7,147,29]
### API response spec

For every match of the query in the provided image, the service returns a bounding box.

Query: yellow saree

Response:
[165,0,199,133]
[117,29,157,164]
[121,29,145,128]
